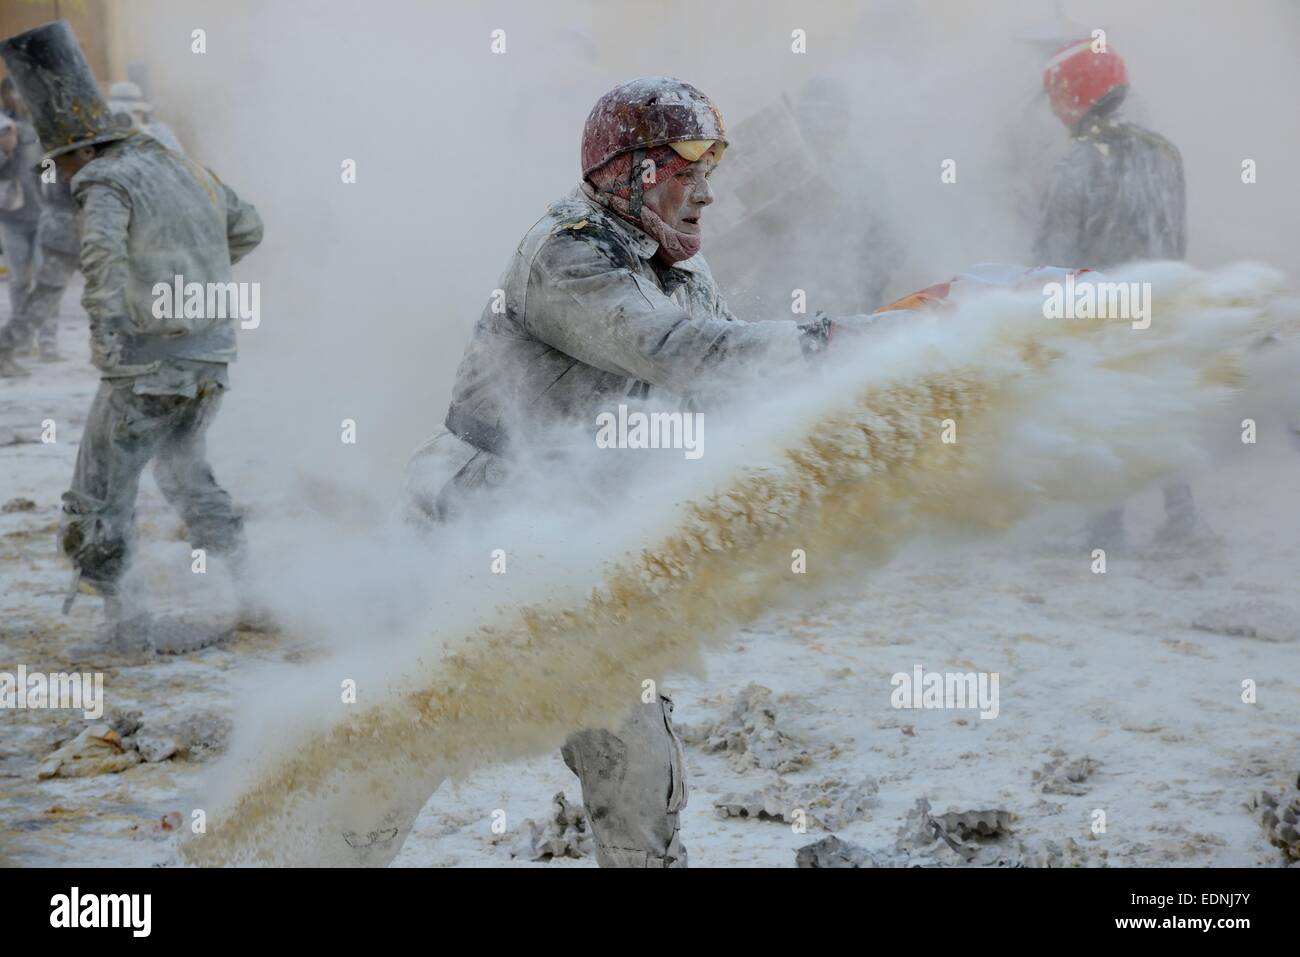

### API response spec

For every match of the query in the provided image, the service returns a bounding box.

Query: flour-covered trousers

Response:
[23,244,78,348]
[0,218,38,352]
[59,373,244,591]
[402,428,691,867]
[1088,481,1199,546]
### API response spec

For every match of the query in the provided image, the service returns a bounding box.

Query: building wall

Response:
[0,0,116,92]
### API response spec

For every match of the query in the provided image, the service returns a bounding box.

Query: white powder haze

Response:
[83,1,1300,865]
[178,262,1297,864]
[118,0,1300,485]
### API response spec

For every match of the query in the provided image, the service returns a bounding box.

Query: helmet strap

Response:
[629,147,646,218]
[1073,85,1128,136]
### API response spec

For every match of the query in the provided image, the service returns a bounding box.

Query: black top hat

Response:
[0,20,127,161]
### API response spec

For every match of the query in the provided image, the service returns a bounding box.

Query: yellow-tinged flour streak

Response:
[183,262,1292,866]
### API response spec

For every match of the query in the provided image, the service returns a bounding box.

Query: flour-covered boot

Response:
[0,350,31,378]
[222,545,279,632]
[1148,483,1217,551]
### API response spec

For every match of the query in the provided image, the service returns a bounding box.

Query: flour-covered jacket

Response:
[407,186,829,520]
[1033,115,1186,270]
[71,133,263,380]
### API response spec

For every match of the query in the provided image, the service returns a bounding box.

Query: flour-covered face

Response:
[643,151,717,241]
[54,145,97,181]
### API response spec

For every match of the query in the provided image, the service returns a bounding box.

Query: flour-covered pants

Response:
[59,371,244,593]
[1088,481,1199,548]
[24,244,77,350]
[0,217,38,352]
[562,694,688,867]
[403,428,690,867]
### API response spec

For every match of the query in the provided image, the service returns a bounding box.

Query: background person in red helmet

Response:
[403,76,892,868]
[1034,38,1208,553]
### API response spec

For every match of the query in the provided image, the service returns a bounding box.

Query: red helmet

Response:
[1043,39,1129,129]
[580,76,726,178]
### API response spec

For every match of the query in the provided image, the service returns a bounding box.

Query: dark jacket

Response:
[1034,115,1187,270]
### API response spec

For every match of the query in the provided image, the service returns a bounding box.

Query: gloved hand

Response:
[796,312,835,358]
[88,318,124,371]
